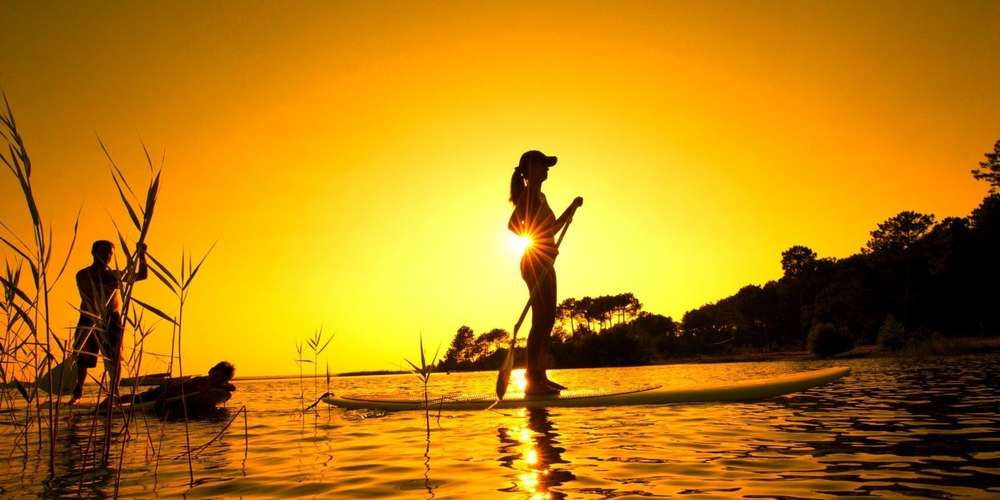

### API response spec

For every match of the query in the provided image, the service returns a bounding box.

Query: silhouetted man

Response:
[68,240,147,405]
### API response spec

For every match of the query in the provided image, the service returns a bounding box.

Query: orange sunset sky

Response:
[1,1,998,376]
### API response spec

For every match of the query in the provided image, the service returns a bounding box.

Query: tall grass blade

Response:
[143,171,160,226]
[131,297,179,326]
[49,207,81,288]
[114,225,133,265]
[146,253,179,287]
[111,171,142,230]
[146,264,176,293]
[98,137,141,205]
[43,225,53,268]
[316,335,333,355]
[405,359,422,374]
[0,274,32,304]
[0,219,32,251]
[0,235,38,288]
[182,243,215,290]
[9,301,34,332]
[419,335,426,374]
[7,148,40,226]
[141,142,154,173]
[0,93,14,127]
[0,232,34,265]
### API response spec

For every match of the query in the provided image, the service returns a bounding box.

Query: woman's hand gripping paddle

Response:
[495,199,581,400]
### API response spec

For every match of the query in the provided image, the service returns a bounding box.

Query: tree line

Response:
[437,140,1000,371]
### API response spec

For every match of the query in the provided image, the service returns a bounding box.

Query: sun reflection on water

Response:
[497,407,574,499]
[512,368,528,393]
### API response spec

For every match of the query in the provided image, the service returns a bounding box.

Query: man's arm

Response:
[134,243,148,281]
[123,243,149,283]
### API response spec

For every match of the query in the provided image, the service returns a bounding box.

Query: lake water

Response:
[1,355,998,498]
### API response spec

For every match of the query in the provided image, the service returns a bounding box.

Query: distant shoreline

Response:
[221,337,1000,381]
[230,370,409,382]
[335,370,411,378]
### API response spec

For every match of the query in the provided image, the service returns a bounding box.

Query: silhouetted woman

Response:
[508,150,582,395]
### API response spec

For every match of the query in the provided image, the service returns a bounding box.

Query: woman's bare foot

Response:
[525,374,562,395]
[525,382,560,396]
[543,378,567,390]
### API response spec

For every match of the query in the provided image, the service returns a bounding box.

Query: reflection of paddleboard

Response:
[323,366,850,411]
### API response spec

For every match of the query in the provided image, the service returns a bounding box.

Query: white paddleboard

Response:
[323,366,851,411]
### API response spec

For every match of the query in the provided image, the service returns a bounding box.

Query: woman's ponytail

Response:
[509,166,526,204]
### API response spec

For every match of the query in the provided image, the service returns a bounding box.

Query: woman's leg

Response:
[536,270,567,389]
[535,267,557,375]
[524,264,557,390]
[523,267,541,382]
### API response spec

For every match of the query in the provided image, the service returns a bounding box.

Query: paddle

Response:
[37,354,79,396]
[495,201,579,400]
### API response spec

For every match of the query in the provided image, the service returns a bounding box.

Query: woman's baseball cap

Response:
[518,150,558,169]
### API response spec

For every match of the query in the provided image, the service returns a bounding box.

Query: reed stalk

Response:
[306,327,333,401]
[295,341,305,412]
[0,94,207,497]
[404,335,440,431]
[144,245,214,487]
[0,94,82,470]
[405,335,440,498]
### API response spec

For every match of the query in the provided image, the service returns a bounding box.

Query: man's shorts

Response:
[73,312,123,369]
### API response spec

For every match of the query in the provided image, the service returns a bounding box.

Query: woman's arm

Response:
[554,196,584,232]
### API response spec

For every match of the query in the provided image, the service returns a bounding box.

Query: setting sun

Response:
[511,234,533,256]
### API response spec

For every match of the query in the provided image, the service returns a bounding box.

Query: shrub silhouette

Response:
[807,323,854,357]
[877,315,908,351]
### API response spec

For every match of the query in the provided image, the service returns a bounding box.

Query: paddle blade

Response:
[37,355,79,396]
[495,350,514,400]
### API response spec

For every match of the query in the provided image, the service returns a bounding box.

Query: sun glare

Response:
[511,234,533,256]
[512,368,528,393]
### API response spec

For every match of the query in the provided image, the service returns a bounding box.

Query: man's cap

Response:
[518,150,558,169]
